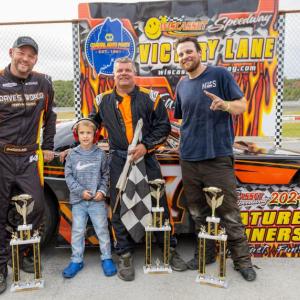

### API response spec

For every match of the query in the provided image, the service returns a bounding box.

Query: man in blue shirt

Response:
[174,37,256,281]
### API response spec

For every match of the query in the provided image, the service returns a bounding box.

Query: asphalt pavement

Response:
[3,235,300,300]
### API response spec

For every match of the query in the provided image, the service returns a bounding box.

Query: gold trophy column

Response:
[196,187,228,288]
[10,194,45,292]
[144,179,172,274]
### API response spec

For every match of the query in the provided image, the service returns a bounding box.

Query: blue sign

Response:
[85,17,136,76]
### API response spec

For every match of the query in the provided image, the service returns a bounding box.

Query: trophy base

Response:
[10,279,45,292]
[143,265,172,274]
[195,274,228,288]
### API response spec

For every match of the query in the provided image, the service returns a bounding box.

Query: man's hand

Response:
[59,149,70,163]
[43,150,55,162]
[129,143,147,162]
[93,191,105,201]
[82,190,93,200]
[204,90,229,112]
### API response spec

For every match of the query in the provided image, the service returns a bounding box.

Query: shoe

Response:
[8,255,36,274]
[117,252,135,281]
[102,259,117,277]
[21,256,35,273]
[62,262,84,278]
[236,266,257,281]
[186,255,216,270]
[0,274,6,294]
[169,248,187,271]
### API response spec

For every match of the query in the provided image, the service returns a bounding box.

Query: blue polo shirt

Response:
[174,65,243,161]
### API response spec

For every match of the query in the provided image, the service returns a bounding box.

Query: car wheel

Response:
[40,190,59,247]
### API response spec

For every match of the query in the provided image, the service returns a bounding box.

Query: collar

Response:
[4,64,32,83]
[114,85,139,102]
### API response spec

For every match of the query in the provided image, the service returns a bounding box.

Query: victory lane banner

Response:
[75,0,300,258]
[78,0,279,137]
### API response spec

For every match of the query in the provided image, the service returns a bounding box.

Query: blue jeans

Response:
[71,200,111,263]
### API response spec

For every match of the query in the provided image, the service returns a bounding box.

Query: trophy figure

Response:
[144,179,172,274]
[10,194,44,292]
[196,187,228,288]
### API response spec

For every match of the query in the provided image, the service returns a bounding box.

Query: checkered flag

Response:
[120,158,152,243]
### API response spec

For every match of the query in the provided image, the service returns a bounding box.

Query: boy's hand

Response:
[82,190,93,200]
[59,149,70,163]
[93,191,105,201]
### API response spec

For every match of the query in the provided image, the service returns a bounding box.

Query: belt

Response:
[0,143,39,154]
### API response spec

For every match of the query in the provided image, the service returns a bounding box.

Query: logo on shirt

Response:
[2,82,18,88]
[29,154,38,163]
[202,80,217,90]
[149,89,159,102]
[76,161,95,171]
[25,81,38,86]
[95,94,103,106]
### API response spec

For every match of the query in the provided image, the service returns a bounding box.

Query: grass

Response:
[283,110,300,115]
[282,122,300,137]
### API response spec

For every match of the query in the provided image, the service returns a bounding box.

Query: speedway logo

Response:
[207,14,273,33]
[85,17,135,76]
[144,16,208,39]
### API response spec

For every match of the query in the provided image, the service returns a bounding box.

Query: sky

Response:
[0,0,298,21]
[0,0,299,79]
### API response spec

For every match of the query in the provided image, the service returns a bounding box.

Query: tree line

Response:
[53,80,74,107]
[284,78,300,101]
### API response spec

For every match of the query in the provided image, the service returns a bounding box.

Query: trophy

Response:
[195,187,228,288]
[144,179,172,274]
[10,194,44,292]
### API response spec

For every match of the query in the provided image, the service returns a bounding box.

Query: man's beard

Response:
[185,59,200,73]
[183,60,200,73]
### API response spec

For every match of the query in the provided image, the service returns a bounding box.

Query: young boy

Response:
[62,118,117,278]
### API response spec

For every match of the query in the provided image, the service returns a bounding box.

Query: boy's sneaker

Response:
[102,259,117,277]
[62,262,84,278]
[117,252,135,281]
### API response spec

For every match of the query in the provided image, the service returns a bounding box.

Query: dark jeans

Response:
[180,156,252,268]
[109,151,177,255]
[0,152,44,276]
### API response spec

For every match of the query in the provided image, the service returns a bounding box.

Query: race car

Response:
[7,119,299,257]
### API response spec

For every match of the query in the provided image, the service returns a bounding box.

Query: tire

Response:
[40,189,59,247]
